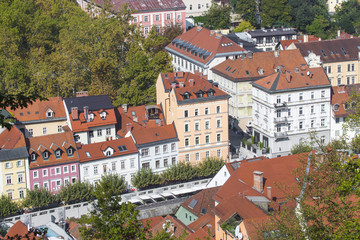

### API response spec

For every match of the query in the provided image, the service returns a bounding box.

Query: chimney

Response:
[76,91,88,97]
[179,82,184,88]
[274,50,279,58]
[133,115,138,122]
[248,51,253,59]
[176,72,184,78]
[84,106,89,122]
[253,171,264,192]
[267,186,272,199]
[126,123,132,132]
[338,29,341,38]
[71,107,78,120]
[122,104,128,113]
[303,34,309,43]
[189,79,194,86]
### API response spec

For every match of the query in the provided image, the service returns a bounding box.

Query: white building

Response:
[78,137,138,186]
[251,65,332,157]
[165,26,246,80]
[182,0,211,17]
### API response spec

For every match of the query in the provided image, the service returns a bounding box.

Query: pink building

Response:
[28,131,80,193]
[76,0,186,36]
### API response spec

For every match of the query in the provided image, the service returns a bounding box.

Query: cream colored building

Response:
[156,72,230,163]
[327,0,348,14]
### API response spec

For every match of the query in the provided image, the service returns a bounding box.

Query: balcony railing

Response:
[274,102,287,108]
[274,131,288,138]
[274,117,288,123]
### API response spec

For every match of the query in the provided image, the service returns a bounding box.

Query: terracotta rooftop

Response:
[150,215,192,238]
[294,38,360,63]
[188,212,215,237]
[77,137,138,163]
[211,49,310,82]
[140,216,164,229]
[27,131,79,169]
[131,123,178,146]
[188,227,214,240]
[92,0,186,12]
[5,221,41,240]
[331,84,360,118]
[0,126,26,149]
[8,97,65,123]
[159,72,229,104]
[166,27,245,65]
[181,186,220,217]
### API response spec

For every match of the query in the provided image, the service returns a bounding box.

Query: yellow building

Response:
[0,126,29,201]
[156,72,230,163]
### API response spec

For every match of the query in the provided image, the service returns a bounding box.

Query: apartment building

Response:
[165,26,246,80]
[27,131,80,193]
[0,127,29,201]
[63,95,117,145]
[288,38,360,86]
[183,0,211,17]
[211,49,307,130]
[156,71,230,163]
[8,97,67,138]
[251,64,331,157]
[76,0,186,36]
[247,28,297,51]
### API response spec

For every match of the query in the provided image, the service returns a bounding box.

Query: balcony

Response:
[274,102,287,108]
[274,117,288,123]
[274,131,288,138]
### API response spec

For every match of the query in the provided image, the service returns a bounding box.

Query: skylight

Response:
[86,152,91,157]
[320,50,327,57]
[188,199,198,209]
[118,146,128,152]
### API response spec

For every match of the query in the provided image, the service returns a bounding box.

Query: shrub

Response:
[58,181,94,204]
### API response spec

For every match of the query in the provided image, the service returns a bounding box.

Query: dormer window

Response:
[195,90,203,98]
[31,153,36,161]
[46,109,54,118]
[89,113,95,121]
[106,151,111,157]
[207,89,215,96]
[103,147,114,157]
[100,111,107,120]
[55,150,61,159]
[67,148,73,156]
[43,151,49,160]
[344,103,349,110]
[183,92,190,100]
[334,104,339,111]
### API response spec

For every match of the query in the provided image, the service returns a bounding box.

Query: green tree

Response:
[233,20,254,32]
[131,168,161,189]
[197,157,225,177]
[260,0,292,27]
[58,181,94,204]
[334,0,360,35]
[202,3,231,30]
[290,141,312,155]
[161,162,197,183]
[305,15,333,39]
[22,187,58,209]
[231,0,258,26]
[78,173,149,239]
[0,195,19,218]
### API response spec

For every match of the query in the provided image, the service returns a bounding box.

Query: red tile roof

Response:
[188,212,215,237]
[28,131,79,169]
[131,123,178,146]
[252,66,330,93]
[150,215,192,238]
[8,97,65,123]
[140,216,164,229]
[159,72,229,104]
[5,221,41,240]
[211,49,309,82]
[188,227,214,240]
[78,137,138,163]
[331,84,360,118]
[70,108,117,133]
[93,0,186,12]
[180,186,220,217]
[166,27,245,65]
[0,126,26,149]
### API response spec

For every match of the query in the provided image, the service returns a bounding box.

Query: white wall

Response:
[206,164,230,188]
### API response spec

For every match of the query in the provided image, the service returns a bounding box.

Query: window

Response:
[43,169,48,177]
[155,146,160,154]
[205,120,210,130]
[172,157,176,165]
[133,16,138,23]
[84,167,89,176]
[112,162,116,171]
[206,3,209,8]
[31,153,36,161]
[189,4,192,10]
[97,129,102,137]
[328,66,332,73]
[205,135,210,144]
[43,127,47,134]
[277,126,281,132]
[144,27,149,35]
[94,165,98,174]
[121,161,125,170]
[276,109,281,118]
[184,123,189,132]
[6,175,12,185]
[277,96,281,103]
[184,110,188,118]
[337,77,341,85]
[64,178,69,185]
[144,15,149,22]
[142,162,150,169]
[311,105,314,114]
[195,136,200,145]
[266,36,272,43]
[217,149,221,157]
[185,154,190,162]
[5,162,11,169]
[299,107,303,115]
[321,90,325,98]
[321,136,325,144]
[141,148,149,157]
[29,129,33,137]
[195,122,200,131]
[16,160,22,167]
[288,123,291,131]
[63,166,68,173]
[311,120,315,128]
[288,94,291,102]
[288,108,291,116]
[58,125,62,133]
[71,165,76,172]
[89,130,94,138]
[198,3,201,9]
[106,128,111,135]
[56,180,61,187]
[67,148,73,156]
[185,138,189,147]
[206,151,210,158]
[352,76,355,84]
[335,130,340,136]
[347,76,351,85]
[217,134,221,142]
[321,118,325,127]
[43,151,49,160]
[156,160,160,169]
[336,117,340,123]
[299,93,303,100]
[166,13,171,20]
[163,145,168,153]
[216,106,221,113]
[164,158,168,167]
[55,150,61,158]
[56,167,61,175]
[33,171,38,178]
[299,121,303,129]
[19,190,24,199]
[337,65,342,72]
[195,109,199,116]
[177,13,181,20]
[33,183,39,189]
[155,14,160,21]
[217,119,221,128]
[321,104,325,112]
[130,159,135,168]
[8,192,12,199]
[311,92,314,99]
[205,108,209,115]
[171,143,176,152]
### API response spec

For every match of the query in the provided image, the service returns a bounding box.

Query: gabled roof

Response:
[211,49,309,82]
[294,38,360,63]
[331,84,360,118]
[188,212,215,238]
[8,97,66,123]
[131,123,178,146]
[150,215,192,238]
[252,65,330,93]
[160,72,229,104]
[78,137,138,163]
[63,95,113,113]
[0,126,26,149]
[68,109,117,132]
[92,0,186,12]
[188,227,214,240]
[27,131,79,169]
[166,27,245,65]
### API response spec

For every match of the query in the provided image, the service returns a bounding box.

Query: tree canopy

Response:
[334,0,360,35]
[202,4,231,30]
[231,0,258,26]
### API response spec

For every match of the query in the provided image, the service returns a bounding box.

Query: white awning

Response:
[128,198,142,203]
[139,195,152,201]
[150,194,163,199]
[160,192,174,197]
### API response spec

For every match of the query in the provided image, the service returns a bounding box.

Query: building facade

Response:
[157,72,230,163]
[182,0,211,17]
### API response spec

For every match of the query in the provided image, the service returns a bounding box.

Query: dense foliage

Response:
[22,187,58,210]
[0,195,20,218]
[0,0,173,106]
[334,0,360,35]
[58,181,94,204]
[202,4,231,30]
[132,158,225,189]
